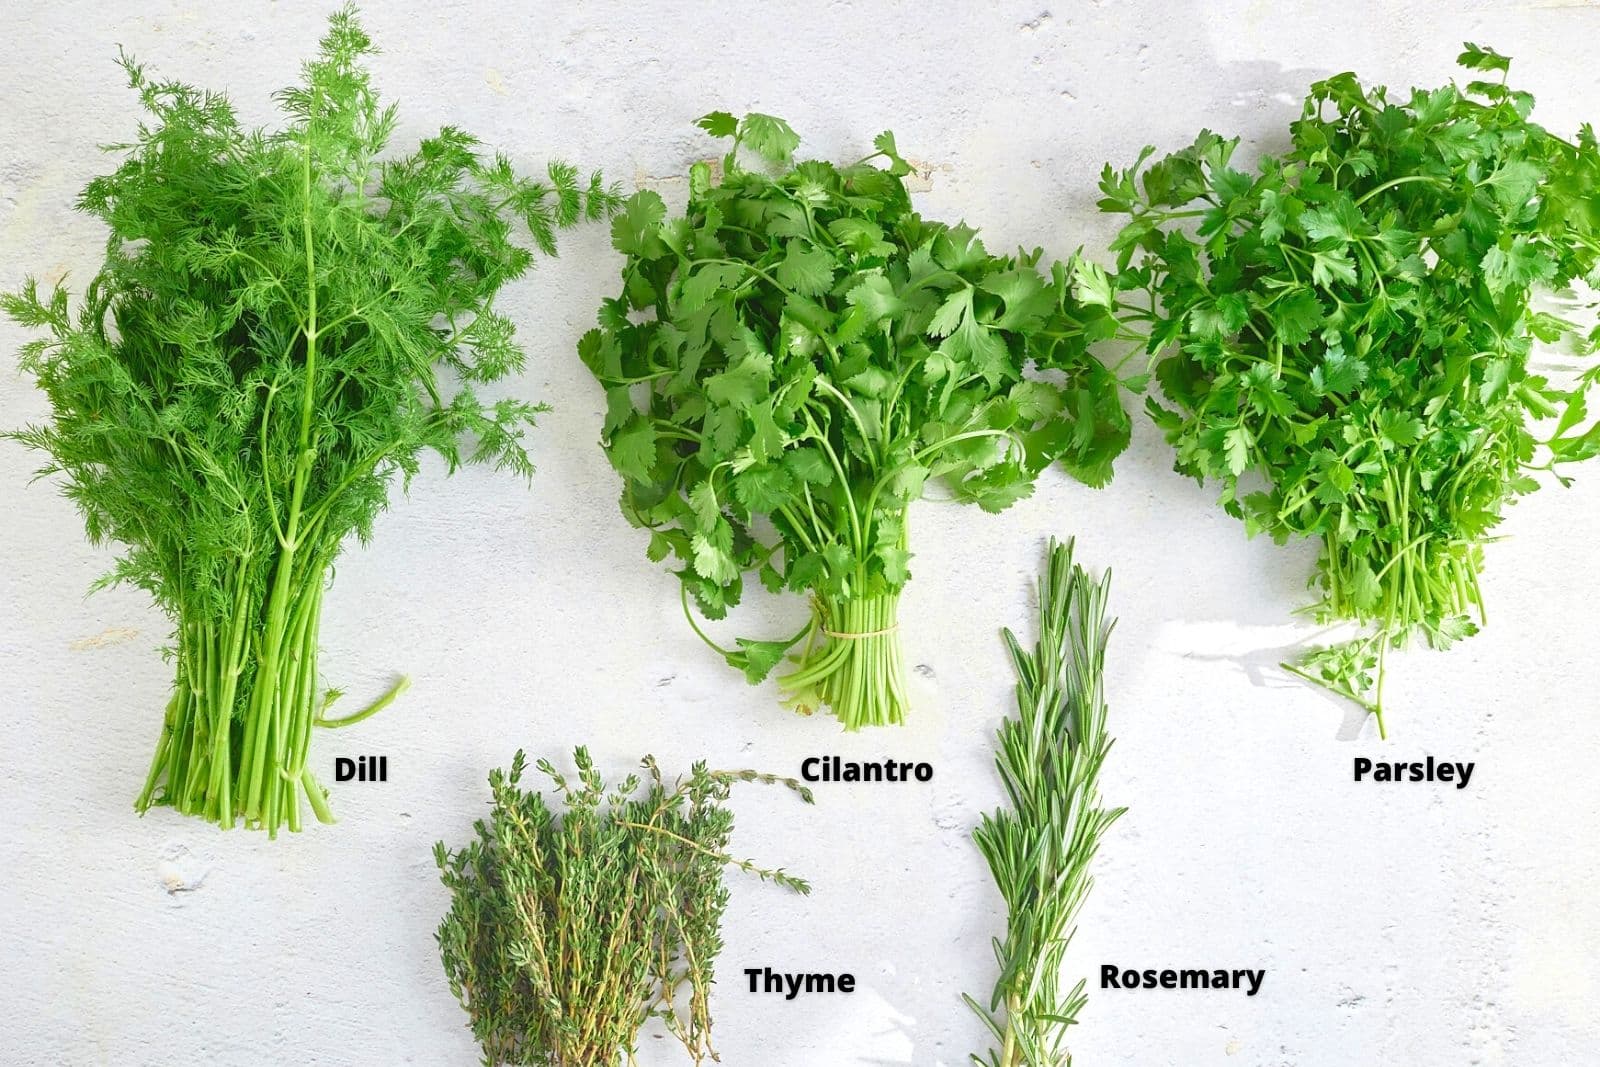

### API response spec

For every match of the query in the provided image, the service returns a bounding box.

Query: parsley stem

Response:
[1353,174,1446,206]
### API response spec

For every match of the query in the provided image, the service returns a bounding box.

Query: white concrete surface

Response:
[4,2,1600,1064]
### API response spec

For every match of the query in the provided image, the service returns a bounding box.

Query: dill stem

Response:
[136,691,179,812]
[240,547,303,822]
[133,545,377,835]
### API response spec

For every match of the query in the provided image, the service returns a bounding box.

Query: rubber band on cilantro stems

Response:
[821,624,901,639]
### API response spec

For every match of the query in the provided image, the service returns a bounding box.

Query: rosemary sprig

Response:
[434,748,812,1067]
[967,539,1124,1067]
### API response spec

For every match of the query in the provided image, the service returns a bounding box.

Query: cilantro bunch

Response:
[1097,45,1600,734]
[5,8,614,834]
[435,748,811,1066]
[584,112,1125,730]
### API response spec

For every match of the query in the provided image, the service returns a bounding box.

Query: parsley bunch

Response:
[1098,45,1600,734]
[5,8,614,834]
[584,113,1126,730]
[969,539,1122,1067]
[434,748,811,1066]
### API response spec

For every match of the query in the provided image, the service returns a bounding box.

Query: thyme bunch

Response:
[435,749,813,1067]
[5,7,614,833]
[968,539,1123,1066]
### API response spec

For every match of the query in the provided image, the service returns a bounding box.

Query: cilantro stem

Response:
[679,585,735,658]
[811,379,880,465]
[801,416,864,553]
[778,591,907,728]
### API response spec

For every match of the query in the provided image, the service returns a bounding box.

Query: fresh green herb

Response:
[1094,45,1600,734]
[434,748,812,1067]
[584,112,1126,729]
[968,538,1123,1066]
[4,7,616,834]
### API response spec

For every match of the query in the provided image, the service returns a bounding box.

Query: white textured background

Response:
[4,2,1600,1064]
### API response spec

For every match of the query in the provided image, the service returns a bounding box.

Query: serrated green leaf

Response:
[727,636,793,684]
[612,190,666,258]
[784,447,833,486]
[872,130,912,177]
[609,418,657,483]
[732,463,796,512]
[877,545,912,585]
[845,274,904,324]
[928,289,971,338]
[740,113,800,164]
[679,262,745,313]
[775,241,834,297]
[691,521,738,585]
[705,350,773,406]
[1348,562,1381,611]
[1457,42,1510,74]
[695,111,739,139]
[1223,424,1253,475]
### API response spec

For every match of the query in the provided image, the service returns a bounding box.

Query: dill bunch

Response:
[4,7,616,835]
[968,539,1123,1067]
[434,748,812,1067]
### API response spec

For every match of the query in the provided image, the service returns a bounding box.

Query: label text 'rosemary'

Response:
[1102,966,1264,996]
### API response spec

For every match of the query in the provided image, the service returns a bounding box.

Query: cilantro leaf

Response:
[775,241,835,297]
[608,418,658,483]
[733,464,797,512]
[845,274,905,323]
[612,190,666,258]
[695,111,739,139]
[740,113,800,164]
[679,262,745,312]
[928,289,971,338]
[705,350,774,406]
